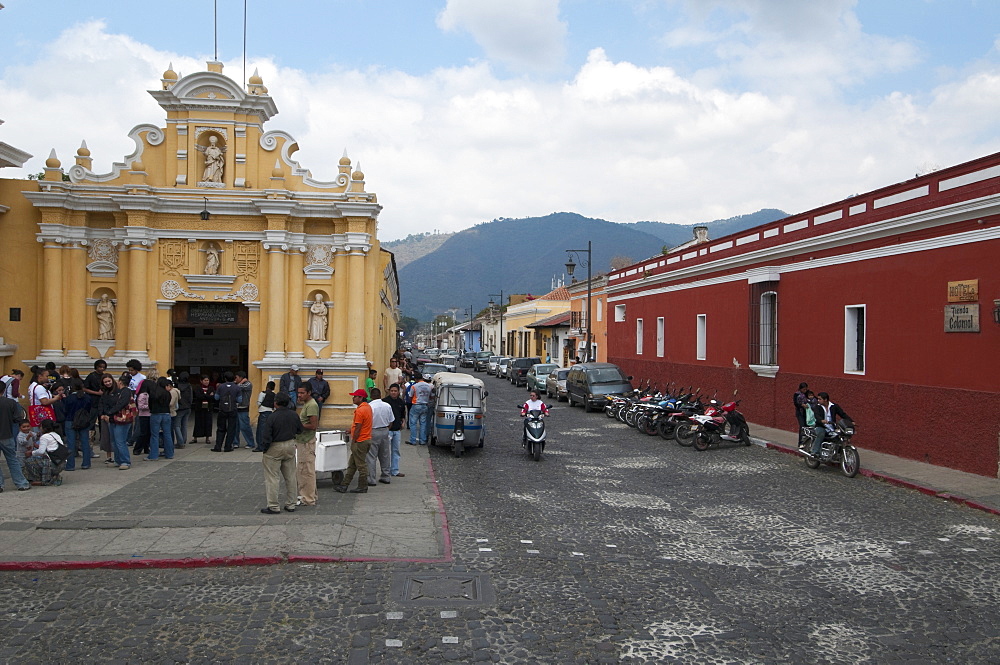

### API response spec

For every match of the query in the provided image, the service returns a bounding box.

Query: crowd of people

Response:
[0,350,430,507]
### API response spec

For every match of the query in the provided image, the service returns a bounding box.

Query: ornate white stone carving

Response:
[161,280,204,300]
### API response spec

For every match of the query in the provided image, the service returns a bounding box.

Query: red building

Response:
[606,152,1000,477]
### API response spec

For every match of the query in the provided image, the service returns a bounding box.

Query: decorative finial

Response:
[45,148,61,169]
[271,159,283,178]
[339,149,351,166]
[77,140,91,157]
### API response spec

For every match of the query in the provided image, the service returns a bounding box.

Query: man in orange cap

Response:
[336,389,372,494]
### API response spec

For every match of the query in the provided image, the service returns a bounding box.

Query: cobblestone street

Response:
[3,375,1000,664]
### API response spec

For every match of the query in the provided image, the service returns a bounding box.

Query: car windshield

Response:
[555,369,570,380]
[588,367,629,383]
[442,386,482,408]
[423,364,448,374]
[534,364,558,375]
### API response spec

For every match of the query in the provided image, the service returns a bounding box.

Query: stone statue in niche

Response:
[308,295,329,341]
[96,294,116,340]
[204,246,220,275]
[196,135,226,183]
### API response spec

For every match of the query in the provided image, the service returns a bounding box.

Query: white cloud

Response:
[3,21,1000,241]
[437,0,567,71]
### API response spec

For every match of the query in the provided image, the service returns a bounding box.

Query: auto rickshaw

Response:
[430,372,488,457]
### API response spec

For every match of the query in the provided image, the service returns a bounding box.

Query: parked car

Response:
[487,356,502,375]
[566,362,633,412]
[545,368,571,402]
[474,351,493,371]
[442,356,459,371]
[426,348,442,359]
[526,363,560,393]
[421,362,453,377]
[509,357,543,386]
[496,357,513,379]
[460,351,477,368]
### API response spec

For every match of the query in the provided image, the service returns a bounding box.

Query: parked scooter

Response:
[800,421,860,477]
[518,403,552,461]
[690,395,753,451]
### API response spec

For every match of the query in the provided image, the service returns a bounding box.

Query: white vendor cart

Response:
[315,429,349,485]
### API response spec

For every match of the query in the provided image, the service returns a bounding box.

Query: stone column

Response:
[264,243,287,358]
[331,248,348,360]
[65,243,90,360]
[124,242,151,357]
[346,247,366,361]
[113,242,130,356]
[39,241,65,356]
[155,300,174,369]
[286,247,305,359]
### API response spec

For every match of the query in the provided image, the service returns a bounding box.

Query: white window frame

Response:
[636,318,644,355]
[656,316,665,357]
[596,298,603,322]
[759,291,777,365]
[614,304,626,322]
[844,304,866,374]
[696,314,707,361]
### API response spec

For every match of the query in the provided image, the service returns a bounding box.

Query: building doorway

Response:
[172,302,249,383]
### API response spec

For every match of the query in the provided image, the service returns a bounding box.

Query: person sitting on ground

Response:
[23,419,69,486]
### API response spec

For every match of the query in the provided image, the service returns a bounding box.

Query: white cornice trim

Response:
[0,141,33,168]
[607,193,1000,294]
[608,224,1000,302]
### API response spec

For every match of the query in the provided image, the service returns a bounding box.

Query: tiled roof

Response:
[537,286,571,300]
[527,311,572,328]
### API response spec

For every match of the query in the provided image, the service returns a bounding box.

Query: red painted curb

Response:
[763,441,1000,515]
[426,452,454,562]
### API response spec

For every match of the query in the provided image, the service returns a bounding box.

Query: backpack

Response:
[219,385,236,413]
[72,404,91,431]
[46,433,71,466]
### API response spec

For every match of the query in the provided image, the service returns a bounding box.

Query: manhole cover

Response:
[392,572,495,606]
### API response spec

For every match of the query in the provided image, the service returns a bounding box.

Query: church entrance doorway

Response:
[172,302,249,383]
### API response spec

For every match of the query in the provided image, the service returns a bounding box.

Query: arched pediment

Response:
[169,72,246,101]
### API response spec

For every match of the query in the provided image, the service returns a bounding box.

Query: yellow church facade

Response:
[0,61,399,428]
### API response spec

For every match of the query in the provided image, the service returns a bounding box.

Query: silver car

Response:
[486,355,501,375]
[545,367,571,401]
[496,357,512,379]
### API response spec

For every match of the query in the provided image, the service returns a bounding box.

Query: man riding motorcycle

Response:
[808,391,852,458]
[521,390,549,443]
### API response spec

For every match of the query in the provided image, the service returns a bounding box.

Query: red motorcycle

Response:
[690,397,752,451]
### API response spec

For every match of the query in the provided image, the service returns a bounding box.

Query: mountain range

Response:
[395,209,786,321]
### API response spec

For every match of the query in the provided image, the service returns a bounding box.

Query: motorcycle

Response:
[690,397,753,451]
[519,405,550,461]
[800,421,860,477]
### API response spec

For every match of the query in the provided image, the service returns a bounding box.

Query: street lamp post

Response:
[488,290,504,355]
[565,241,592,363]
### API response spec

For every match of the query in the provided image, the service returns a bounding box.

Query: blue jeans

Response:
[64,427,91,470]
[388,429,401,475]
[408,404,428,444]
[147,413,174,459]
[811,426,827,457]
[0,436,29,489]
[423,404,434,443]
[110,423,132,465]
[236,411,256,448]
[173,408,190,447]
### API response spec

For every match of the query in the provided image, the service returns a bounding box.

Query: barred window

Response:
[749,282,778,366]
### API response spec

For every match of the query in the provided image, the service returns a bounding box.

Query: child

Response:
[16,421,36,458]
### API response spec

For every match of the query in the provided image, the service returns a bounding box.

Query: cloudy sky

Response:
[2,0,999,240]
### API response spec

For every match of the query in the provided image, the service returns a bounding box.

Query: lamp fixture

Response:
[200,197,210,221]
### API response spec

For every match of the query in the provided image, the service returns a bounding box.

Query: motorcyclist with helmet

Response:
[521,390,549,444]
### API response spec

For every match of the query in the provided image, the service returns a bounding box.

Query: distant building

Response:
[605,151,1000,477]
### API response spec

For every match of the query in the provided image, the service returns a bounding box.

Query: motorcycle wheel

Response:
[740,428,752,446]
[625,409,638,427]
[605,404,616,418]
[693,431,710,451]
[674,422,696,447]
[804,453,820,469]
[453,438,464,458]
[532,440,542,461]
[841,446,860,478]
[640,415,658,436]
[658,420,675,441]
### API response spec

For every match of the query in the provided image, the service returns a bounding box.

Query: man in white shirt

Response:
[365,388,394,486]
[383,357,403,393]
[125,359,146,393]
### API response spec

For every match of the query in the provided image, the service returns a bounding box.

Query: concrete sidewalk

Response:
[0,440,449,569]
[750,423,1000,515]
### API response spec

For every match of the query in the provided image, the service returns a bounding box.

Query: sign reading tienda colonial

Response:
[944,304,980,333]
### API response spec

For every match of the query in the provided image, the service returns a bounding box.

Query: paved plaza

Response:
[2,378,1000,663]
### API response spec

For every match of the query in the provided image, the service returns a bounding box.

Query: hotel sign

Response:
[947,279,978,302]
[944,304,980,333]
